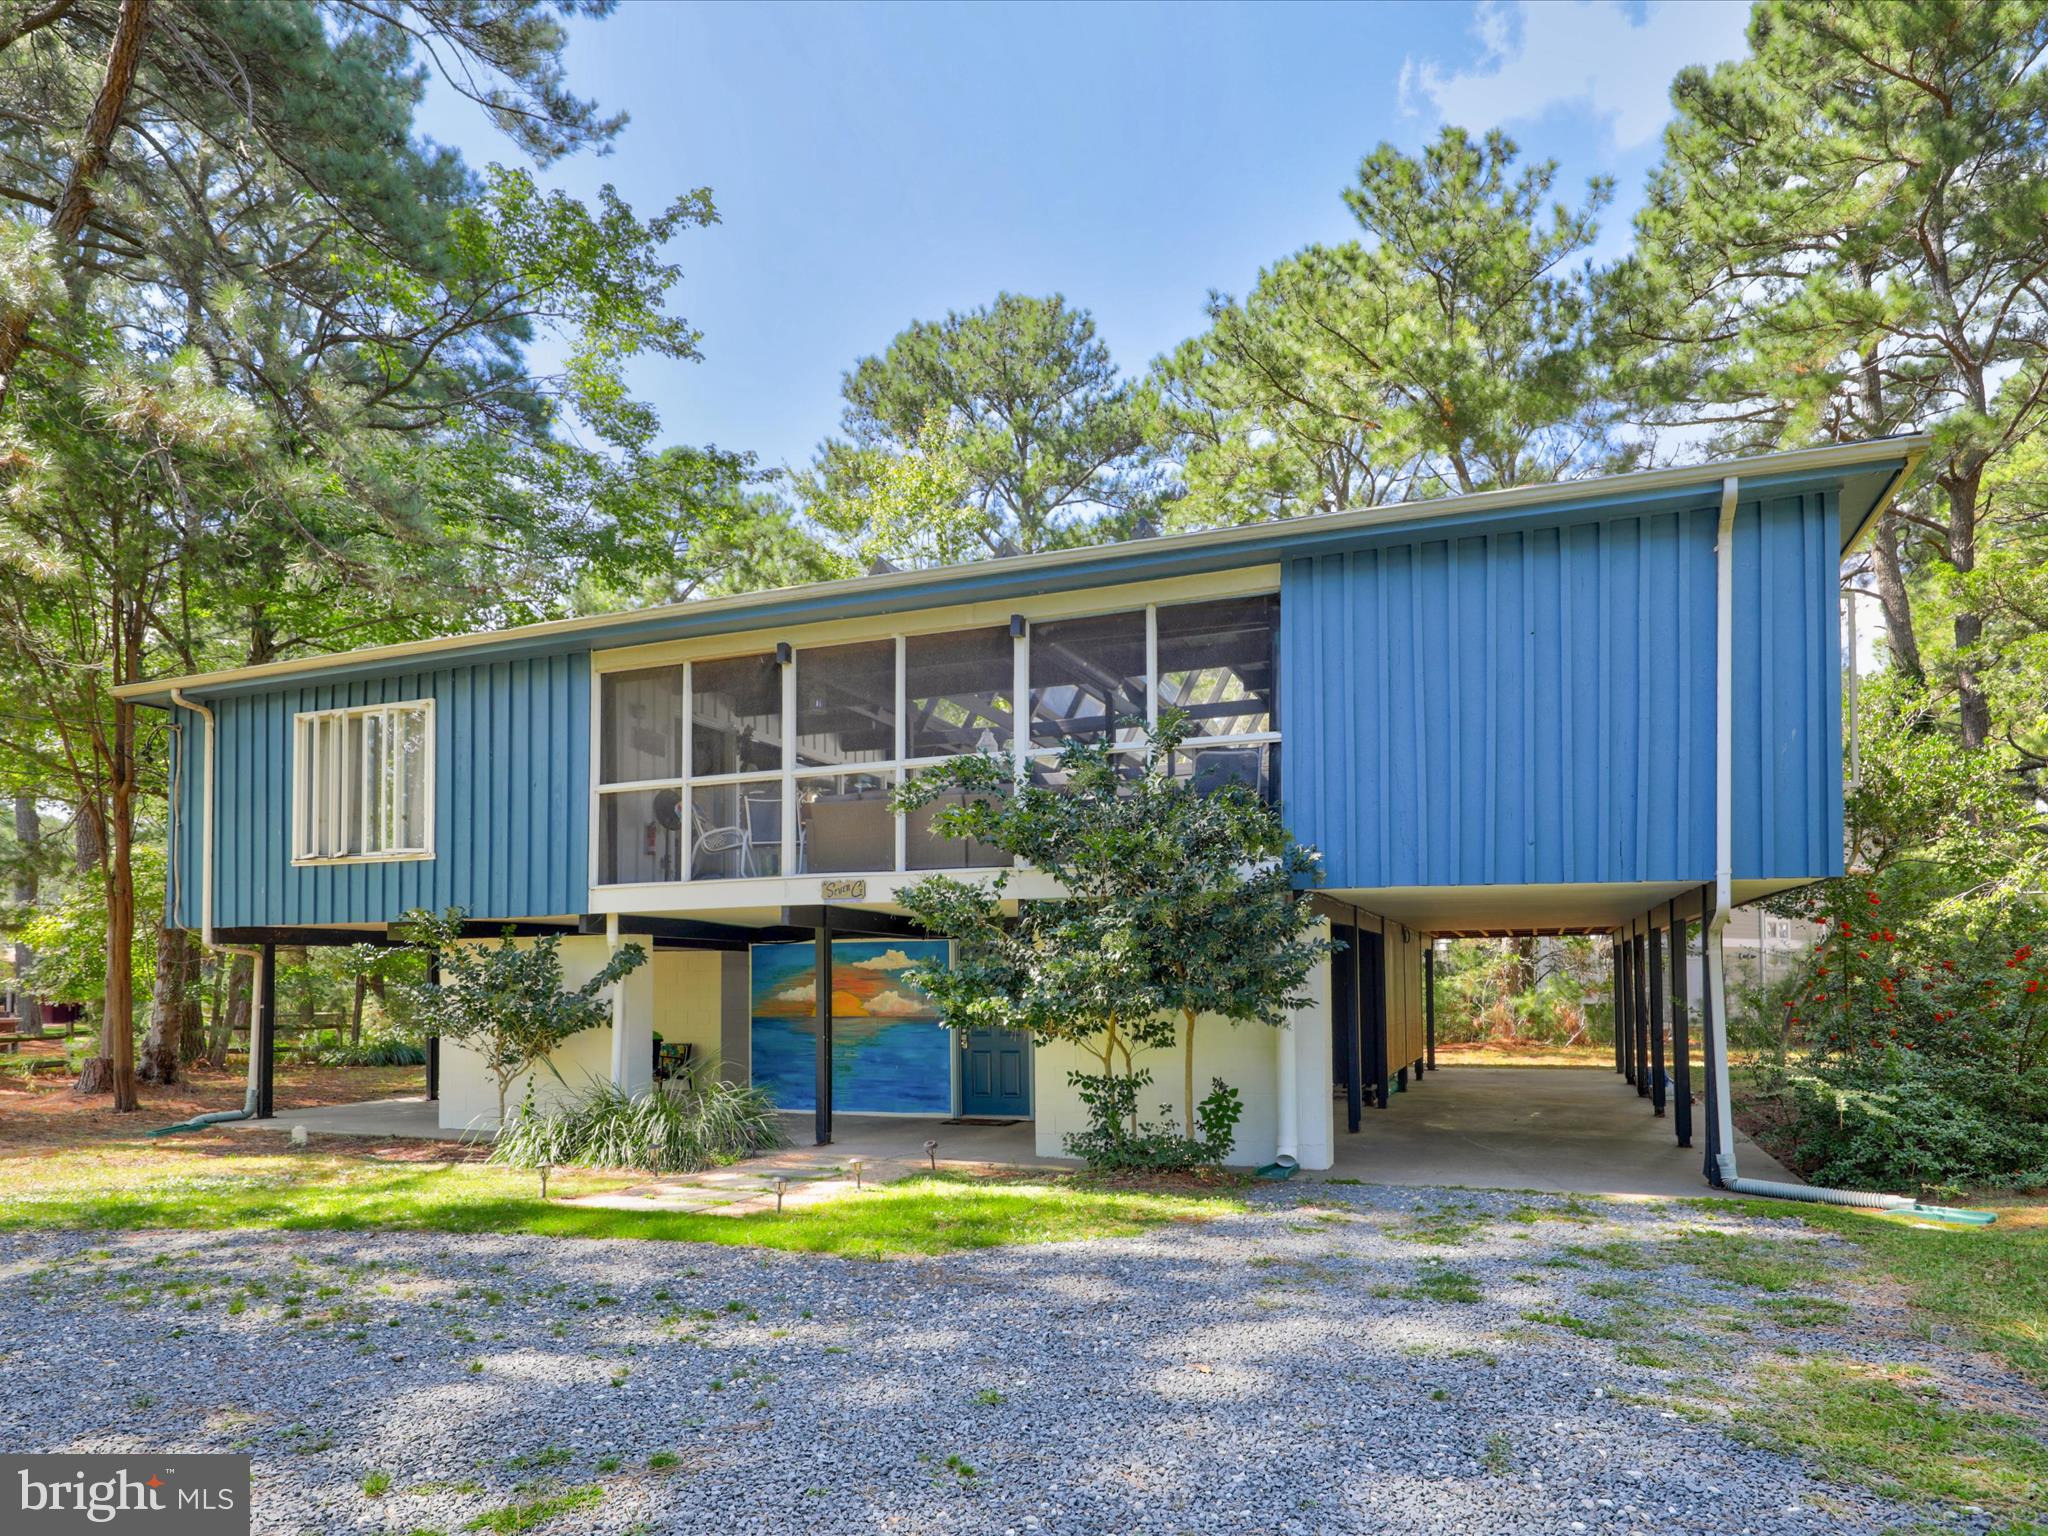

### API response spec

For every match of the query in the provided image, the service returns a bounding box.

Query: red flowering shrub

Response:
[1768,873,2048,1191]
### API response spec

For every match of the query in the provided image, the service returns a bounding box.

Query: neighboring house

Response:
[118,437,1925,1179]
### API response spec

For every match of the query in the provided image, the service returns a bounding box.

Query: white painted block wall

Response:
[1029,939,1334,1170]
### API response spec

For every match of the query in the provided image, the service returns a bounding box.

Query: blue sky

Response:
[413,1,1752,476]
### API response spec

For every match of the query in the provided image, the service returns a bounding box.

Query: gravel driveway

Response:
[0,1183,2034,1535]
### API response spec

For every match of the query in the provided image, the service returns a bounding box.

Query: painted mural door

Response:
[960,1026,1031,1117]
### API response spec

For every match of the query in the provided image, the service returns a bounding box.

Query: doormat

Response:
[937,1116,1023,1127]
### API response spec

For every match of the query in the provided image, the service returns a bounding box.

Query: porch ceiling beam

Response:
[576,913,763,947]
[211,924,410,948]
[780,905,927,940]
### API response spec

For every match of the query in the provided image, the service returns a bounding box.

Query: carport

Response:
[1316,874,1786,1193]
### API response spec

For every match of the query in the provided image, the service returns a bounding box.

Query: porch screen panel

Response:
[795,640,896,766]
[904,625,1014,870]
[1029,610,1146,749]
[906,627,1012,758]
[688,654,784,879]
[600,668,683,784]
[1157,595,1277,736]
[692,655,783,776]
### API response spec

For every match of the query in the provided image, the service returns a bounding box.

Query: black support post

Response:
[1633,930,1651,1099]
[1424,945,1436,1072]
[424,956,440,1102]
[1367,929,1390,1109]
[1619,933,1636,1086]
[255,941,276,1120]
[1335,925,1361,1133]
[1647,921,1666,1116]
[1670,899,1693,1148]
[1612,934,1625,1075]
[1698,885,1722,1185]
[813,924,833,1146]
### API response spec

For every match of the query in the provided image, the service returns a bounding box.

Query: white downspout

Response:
[1688,470,1955,1216]
[1707,477,1740,1184]
[605,910,626,1089]
[169,689,215,949]
[1275,1005,1299,1168]
[1844,579,1861,791]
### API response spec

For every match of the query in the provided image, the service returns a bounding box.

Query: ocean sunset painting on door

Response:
[749,940,954,1113]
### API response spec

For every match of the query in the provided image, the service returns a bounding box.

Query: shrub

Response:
[395,907,647,1125]
[1763,876,2048,1194]
[491,1068,786,1175]
[1062,1070,1243,1172]
[313,1037,427,1068]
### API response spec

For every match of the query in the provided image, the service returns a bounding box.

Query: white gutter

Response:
[169,689,216,949]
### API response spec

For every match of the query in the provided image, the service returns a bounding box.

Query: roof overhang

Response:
[117,434,1927,707]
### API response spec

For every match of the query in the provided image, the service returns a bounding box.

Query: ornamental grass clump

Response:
[491,1069,786,1176]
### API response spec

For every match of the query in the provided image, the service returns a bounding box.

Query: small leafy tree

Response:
[894,712,1330,1167]
[394,908,647,1127]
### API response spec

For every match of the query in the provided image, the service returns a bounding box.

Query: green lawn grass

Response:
[1730,1356,2048,1519]
[0,1146,1242,1257]
[1675,1196,2048,1529]
[1700,1195,2048,1390]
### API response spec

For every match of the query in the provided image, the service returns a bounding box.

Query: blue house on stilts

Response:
[120,436,1926,1184]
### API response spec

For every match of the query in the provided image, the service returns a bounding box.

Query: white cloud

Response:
[863,988,930,1017]
[1400,1,1750,151]
[851,948,920,972]
[773,981,815,1004]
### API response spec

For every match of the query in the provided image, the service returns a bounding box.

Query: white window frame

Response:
[291,700,436,865]
[588,587,1282,888]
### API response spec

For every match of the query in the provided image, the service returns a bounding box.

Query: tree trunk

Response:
[290,946,313,1051]
[139,922,187,1083]
[178,944,204,1063]
[1945,471,1990,749]
[77,708,139,1110]
[74,804,99,871]
[11,793,39,1032]
[207,952,250,1069]
[0,0,151,406]
[1867,512,1922,683]
[1182,1010,1198,1137]
[350,973,366,1045]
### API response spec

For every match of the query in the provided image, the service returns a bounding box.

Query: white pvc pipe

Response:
[605,910,626,1089]
[169,688,215,948]
[1275,995,1300,1166]
[1709,477,1740,1184]
[1845,581,1861,790]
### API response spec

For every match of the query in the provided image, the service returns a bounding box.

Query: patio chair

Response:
[690,804,747,879]
[1190,746,1262,797]
[653,1036,696,1082]
[742,791,792,876]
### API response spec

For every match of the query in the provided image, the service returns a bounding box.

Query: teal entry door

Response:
[961,1026,1031,1117]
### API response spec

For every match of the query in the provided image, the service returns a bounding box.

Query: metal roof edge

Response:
[117,434,1929,706]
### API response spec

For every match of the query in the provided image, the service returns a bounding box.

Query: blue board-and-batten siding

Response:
[1280,491,1842,891]
[170,654,589,930]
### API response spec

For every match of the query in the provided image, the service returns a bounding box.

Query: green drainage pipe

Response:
[146,1107,253,1138]
[1254,1156,1299,1181]
[1900,1204,1998,1227]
